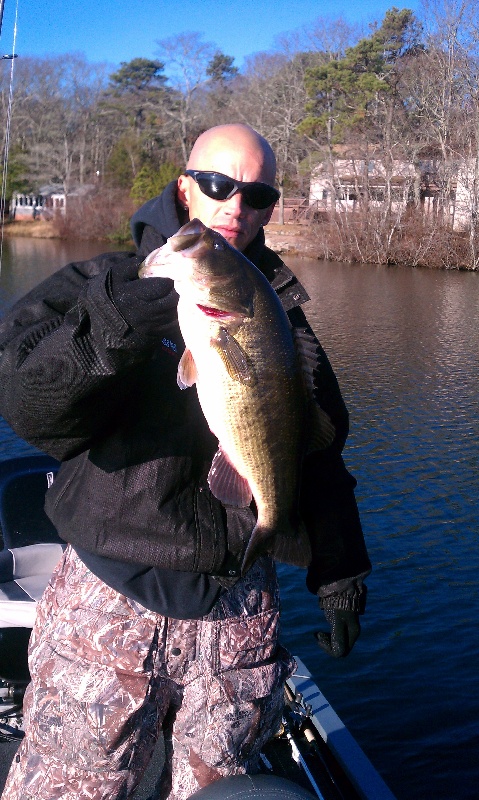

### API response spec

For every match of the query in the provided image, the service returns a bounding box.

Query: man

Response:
[0,124,370,800]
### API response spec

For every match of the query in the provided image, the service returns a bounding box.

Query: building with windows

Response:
[309,155,478,231]
[309,158,417,215]
[10,184,96,220]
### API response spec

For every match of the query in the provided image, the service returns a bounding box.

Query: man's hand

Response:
[108,257,177,335]
[314,609,361,658]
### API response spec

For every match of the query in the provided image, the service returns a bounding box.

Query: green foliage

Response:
[106,213,135,244]
[302,7,422,142]
[104,135,143,188]
[206,52,238,84]
[4,147,31,200]
[109,58,166,93]
[130,162,181,204]
[103,58,171,147]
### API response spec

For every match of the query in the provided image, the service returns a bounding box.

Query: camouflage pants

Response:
[2,546,294,800]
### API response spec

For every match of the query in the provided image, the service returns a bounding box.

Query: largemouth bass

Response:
[139,219,334,574]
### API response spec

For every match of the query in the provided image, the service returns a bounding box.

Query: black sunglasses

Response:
[184,170,280,210]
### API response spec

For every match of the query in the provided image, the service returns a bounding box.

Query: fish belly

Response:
[180,299,300,510]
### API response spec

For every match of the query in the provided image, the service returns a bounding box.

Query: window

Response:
[369,188,385,202]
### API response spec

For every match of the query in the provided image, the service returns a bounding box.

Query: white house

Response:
[309,158,417,215]
[309,155,478,231]
[11,184,96,220]
[450,158,479,231]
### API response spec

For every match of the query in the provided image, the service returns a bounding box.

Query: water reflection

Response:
[0,235,126,310]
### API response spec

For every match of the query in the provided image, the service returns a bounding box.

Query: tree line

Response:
[2,0,479,268]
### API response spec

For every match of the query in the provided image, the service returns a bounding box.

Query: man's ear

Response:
[177,174,190,209]
[261,202,276,226]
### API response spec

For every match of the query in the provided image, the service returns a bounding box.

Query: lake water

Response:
[1,236,478,800]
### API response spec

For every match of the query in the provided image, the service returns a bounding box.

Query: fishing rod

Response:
[0,0,19,276]
[0,0,17,56]
[0,0,18,59]
[0,0,5,38]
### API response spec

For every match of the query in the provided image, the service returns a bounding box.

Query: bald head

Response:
[187,124,276,185]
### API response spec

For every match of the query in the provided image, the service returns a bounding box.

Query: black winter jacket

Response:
[0,182,370,610]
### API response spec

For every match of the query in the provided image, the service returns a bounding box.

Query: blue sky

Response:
[0,0,421,72]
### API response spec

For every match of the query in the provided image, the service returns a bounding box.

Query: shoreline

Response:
[2,220,318,258]
[3,220,60,239]
[264,223,319,257]
[6,220,475,269]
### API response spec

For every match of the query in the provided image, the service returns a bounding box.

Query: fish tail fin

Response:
[241,517,311,575]
[270,520,311,568]
[270,517,311,569]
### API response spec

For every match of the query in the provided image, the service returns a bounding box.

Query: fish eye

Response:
[213,241,225,250]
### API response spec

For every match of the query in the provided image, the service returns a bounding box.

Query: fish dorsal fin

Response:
[292,327,336,451]
[208,446,252,507]
[177,348,198,389]
[211,327,257,386]
[292,327,322,395]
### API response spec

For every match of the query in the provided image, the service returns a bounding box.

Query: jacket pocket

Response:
[178,651,294,770]
[217,608,282,671]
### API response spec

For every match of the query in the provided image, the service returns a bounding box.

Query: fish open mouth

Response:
[197,304,234,319]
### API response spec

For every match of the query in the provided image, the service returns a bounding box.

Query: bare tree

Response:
[155,32,216,163]
[2,54,110,196]
[417,0,479,265]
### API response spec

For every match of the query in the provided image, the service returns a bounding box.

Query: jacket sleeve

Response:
[0,251,177,460]
[288,305,371,608]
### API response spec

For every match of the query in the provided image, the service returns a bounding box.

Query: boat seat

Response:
[0,543,64,627]
[189,774,317,799]
[0,456,62,628]
[0,459,61,550]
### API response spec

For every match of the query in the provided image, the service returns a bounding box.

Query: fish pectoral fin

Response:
[207,446,252,507]
[177,348,197,389]
[211,327,257,386]
[307,402,336,452]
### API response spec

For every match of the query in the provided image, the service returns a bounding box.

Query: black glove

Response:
[108,257,177,335]
[314,608,361,658]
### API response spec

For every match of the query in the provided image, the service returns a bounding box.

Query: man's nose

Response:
[223,191,247,214]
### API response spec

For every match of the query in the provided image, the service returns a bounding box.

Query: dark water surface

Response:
[1,237,478,799]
